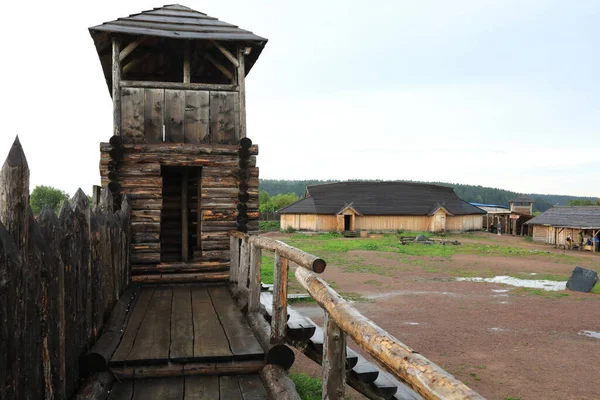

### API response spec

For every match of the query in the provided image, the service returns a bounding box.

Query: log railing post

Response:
[271,251,288,344]
[229,235,239,284]
[239,236,250,288]
[248,243,262,313]
[322,312,346,400]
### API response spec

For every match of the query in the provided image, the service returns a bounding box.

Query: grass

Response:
[289,373,321,400]
[259,220,280,231]
[512,287,571,299]
[364,279,382,286]
[592,281,600,294]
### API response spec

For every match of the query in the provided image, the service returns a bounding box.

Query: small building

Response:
[279,182,485,233]
[471,203,511,232]
[526,206,600,250]
[509,195,534,215]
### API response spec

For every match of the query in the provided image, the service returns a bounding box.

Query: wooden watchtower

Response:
[89,4,266,281]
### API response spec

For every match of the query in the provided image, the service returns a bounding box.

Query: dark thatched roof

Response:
[526,206,600,228]
[279,182,485,216]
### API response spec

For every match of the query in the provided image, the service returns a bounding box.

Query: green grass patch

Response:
[259,220,280,231]
[364,279,382,286]
[288,296,316,305]
[289,373,321,400]
[591,281,600,294]
[339,292,371,302]
[512,287,571,299]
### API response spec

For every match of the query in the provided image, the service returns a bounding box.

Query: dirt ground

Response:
[271,231,600,400]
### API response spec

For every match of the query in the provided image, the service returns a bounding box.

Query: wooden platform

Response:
[108,375,268,399]
[110,284,264,366]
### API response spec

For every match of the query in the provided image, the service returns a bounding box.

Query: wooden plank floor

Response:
[111,284,264,366]
[108,375,268,400]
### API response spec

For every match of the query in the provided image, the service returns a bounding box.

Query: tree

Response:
[30,185,69,215]
[567,199,595,206]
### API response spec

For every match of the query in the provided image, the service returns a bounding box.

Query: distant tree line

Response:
[259,179,597,213]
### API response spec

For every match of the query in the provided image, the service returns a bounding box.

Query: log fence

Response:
[0,138,131,400]
[228,230,484,400]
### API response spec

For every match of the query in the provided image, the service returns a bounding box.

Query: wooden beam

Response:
[120,80,238,92]
[123,54,151,74]
[294,267,484,399]
[119,37,146,62]
[204,53,234,80]
[271,252,288,344]
[230,236,240,284]
[181,169,189,262]
[112,38,122,136]
[260,365,301,400]
[211,40,240,68]
[239,237,250,288]
[249,235,326,273]
[322,313,346,400]
[183,41,191,83]
[196,171,202,251]
[248,244,262,313]
[237,46,247,138]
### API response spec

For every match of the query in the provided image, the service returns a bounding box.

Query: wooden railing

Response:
[228,231,484,400]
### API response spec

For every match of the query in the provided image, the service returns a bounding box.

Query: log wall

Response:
[99,142,259,275]
[281,213,483,232]
[0,139,131,400]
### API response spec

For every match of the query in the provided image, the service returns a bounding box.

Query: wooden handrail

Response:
[295,267,484,400]
[227,231,483,400]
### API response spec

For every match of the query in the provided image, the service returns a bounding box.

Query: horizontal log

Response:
[111,360,266,380]
[132,262,229,274]
[131,272,230,283]
[132,243,160,252]
[294,267,483,400]
[260,365,301,400]
[120,80,240,92]
[247,235,326,273]
[80,285,141,374]
[131,252,160,264]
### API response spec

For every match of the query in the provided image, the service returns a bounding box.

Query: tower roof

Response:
[89,4,267,91]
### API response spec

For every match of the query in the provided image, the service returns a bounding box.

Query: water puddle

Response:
[456,276,567,291]
[405,322,420,326]
[578,330,600,339]
[488,327,510,332]
[492,289,509,293]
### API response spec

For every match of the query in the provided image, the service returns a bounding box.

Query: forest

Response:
[259,179,597,213]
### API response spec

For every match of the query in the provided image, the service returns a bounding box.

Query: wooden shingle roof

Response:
[509,195,533,203]
[279,182,485,216]
[526,206,600,228]
[89,4,266,42]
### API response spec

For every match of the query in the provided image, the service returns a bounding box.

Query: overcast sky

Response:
[0,1,598,197]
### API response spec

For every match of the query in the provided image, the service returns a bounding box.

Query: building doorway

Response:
[160,166,202,262]
[344,215,352,231]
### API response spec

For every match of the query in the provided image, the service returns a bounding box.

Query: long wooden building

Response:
[279,181,485,233]
[90,4,266,280]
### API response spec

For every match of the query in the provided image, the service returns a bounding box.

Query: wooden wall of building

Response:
[120,84,240,145]
[281,214,483,232]
[100,143,258,273]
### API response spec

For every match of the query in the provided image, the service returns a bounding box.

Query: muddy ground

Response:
[269,232,600,400]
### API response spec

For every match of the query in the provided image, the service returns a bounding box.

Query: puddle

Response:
[406,322,420,325]
[578,330,600,339]
[488,327,510,332]
[457,276,567,291]
[492,289,509,293]
[498,301,509,304]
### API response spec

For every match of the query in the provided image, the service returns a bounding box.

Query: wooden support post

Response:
[260,365,302,400]
[322,313,346,400]
[196,171,202,251]
[112,37,122,137]
[181,169,188,262]
[237,46,247,138]
[183,41,191,83]
[271,252,288,344]
[248,244,262,313]
[239,237,249,288]
[229,236,239,283]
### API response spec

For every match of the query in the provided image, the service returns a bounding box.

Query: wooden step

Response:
[132,272,229,284]
[133,262,230,274]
